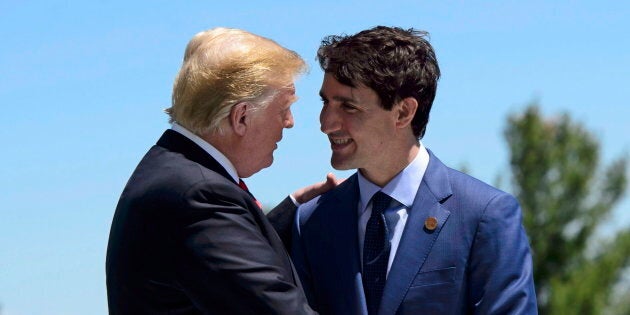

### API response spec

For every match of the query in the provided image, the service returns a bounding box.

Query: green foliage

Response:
[548,231,630,314]
[504,103,629,314]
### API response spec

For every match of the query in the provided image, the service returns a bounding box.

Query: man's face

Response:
[244,87,296,176]
[319,73,398,172]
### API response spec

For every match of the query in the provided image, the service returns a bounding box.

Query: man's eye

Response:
[342,103,358,111]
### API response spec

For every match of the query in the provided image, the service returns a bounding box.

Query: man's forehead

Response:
[320,76,372,101]
[277,84,297,103]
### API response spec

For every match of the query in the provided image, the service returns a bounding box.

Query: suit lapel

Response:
[379,151,452,315]
[329,178,361,275]
[158,129,300,286]
[310,175,367,314]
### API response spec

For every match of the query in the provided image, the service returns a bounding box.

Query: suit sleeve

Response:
[468,193,538,314]
[266,197,298,250]
[290,198,321,310]
[173,181,316,315]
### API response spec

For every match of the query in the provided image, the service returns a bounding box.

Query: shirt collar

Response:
[357,142,430,213]
[171,122,240,183]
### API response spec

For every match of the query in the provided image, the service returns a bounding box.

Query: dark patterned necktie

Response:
[362,191,392,315]
[238,179,262,209]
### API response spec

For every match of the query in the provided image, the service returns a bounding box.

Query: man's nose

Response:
[320,106,340,134]
[284,109,294,129]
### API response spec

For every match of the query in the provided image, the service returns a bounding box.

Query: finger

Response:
[325,173,340,187]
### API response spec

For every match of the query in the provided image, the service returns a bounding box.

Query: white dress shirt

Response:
[170,123,240,183]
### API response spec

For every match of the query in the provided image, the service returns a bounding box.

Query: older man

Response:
[106,27,330,315]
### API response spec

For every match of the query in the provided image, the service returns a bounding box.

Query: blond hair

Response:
[166,27,307,135]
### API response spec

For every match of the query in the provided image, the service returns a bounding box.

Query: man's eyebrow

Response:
[319,91,355,102]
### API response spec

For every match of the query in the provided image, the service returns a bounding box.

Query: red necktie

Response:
[238,179,263,209]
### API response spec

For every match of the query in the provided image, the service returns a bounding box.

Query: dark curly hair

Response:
[317,26,440,139]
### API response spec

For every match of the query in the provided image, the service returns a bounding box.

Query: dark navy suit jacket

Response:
[106,130,315,314]
[292,151,537,315]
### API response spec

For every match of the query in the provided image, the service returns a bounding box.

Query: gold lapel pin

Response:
[424,216,438,231]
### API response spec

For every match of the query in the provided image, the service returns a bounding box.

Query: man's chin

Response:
[330,158,353,171]
[262,157,273,169]
[247,157,273,177]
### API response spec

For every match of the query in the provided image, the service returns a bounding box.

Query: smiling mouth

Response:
[332,138,350,144]
[329,137,353,149]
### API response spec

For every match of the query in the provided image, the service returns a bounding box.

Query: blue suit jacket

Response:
[292,151,537,314]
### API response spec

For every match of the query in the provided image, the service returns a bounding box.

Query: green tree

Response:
[504,104,629,314]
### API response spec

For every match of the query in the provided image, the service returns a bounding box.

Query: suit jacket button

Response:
[424,217,438,231]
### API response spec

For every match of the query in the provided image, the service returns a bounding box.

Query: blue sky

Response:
[1,1,628,314]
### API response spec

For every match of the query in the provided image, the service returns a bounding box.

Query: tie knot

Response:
[371,191,392,215]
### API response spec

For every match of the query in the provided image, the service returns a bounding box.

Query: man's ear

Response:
[230,102,249,136]
[395,97,418,129]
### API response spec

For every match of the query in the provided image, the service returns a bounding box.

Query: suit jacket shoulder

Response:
[292,150,537,315]
[107,130,315,315]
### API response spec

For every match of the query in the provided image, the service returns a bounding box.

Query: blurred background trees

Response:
[504,104,629,314]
